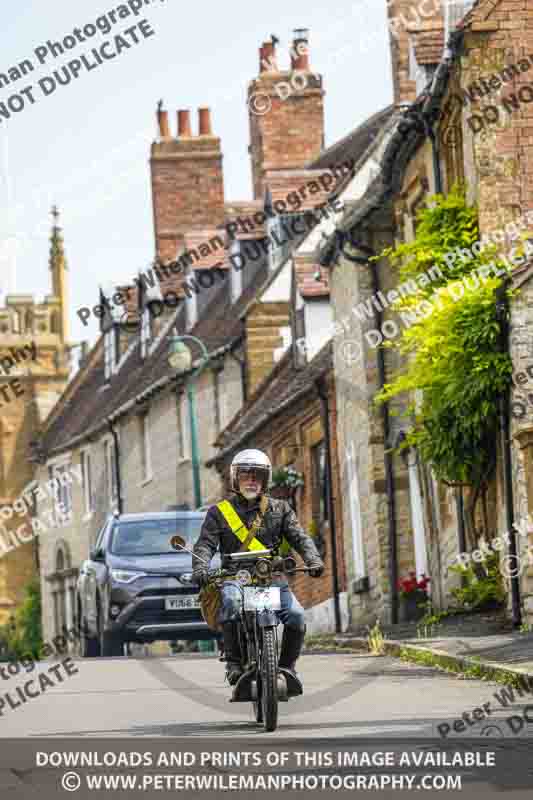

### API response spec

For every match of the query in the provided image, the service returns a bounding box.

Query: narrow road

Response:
[2,650,532,739]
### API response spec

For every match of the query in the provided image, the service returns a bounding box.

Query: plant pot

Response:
[400,591,428,622]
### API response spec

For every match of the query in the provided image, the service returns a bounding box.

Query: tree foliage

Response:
[0,579,43,660]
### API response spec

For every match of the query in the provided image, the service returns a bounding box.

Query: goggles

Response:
[237,467,265,482]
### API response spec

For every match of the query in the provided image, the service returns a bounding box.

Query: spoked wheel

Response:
[260,626,278,732]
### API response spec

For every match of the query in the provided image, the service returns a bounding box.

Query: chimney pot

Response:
[178,109,192,137]
[261,40,277,71]
[291,29,310,70]
[198,107,212,136]
[157,108,170,138]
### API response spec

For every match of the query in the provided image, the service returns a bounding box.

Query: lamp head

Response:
[168,336,192,373]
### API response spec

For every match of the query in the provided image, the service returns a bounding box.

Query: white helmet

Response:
[230,449,272,493]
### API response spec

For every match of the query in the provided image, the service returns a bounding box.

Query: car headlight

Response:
[179,573,193,584]
[111,570,146,584]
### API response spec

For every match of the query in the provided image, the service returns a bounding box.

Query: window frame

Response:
[139,410,153,485]
[310,440,328,525]
[80,448,94,518]
[47,458,74,523]
[103,436,118,508]
[104,325,119,380]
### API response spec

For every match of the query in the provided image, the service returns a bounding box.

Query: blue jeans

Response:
[219,580,305,631]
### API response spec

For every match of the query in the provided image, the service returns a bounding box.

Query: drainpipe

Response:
[108,419,124,515]
[404,110,443,195]
[339,234,400,624]
[315,375,342,633]
[229,348,248,403]
[455,489,467,557]
[495,282,521,627]
[424,119,443,195]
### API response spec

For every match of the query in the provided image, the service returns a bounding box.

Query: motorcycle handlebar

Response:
[205,565,313,580]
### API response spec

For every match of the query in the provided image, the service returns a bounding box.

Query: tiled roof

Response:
[38,255,272,457]
[210,340,333,463]
[310,105,396,173]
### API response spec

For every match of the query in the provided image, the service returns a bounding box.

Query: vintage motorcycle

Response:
[171,538,310,733]
[206,549,309,732]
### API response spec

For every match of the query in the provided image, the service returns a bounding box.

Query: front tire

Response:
[253,674,263,723]
[260,627,278,732]
[98,600,123,657]
[78,601,100,657]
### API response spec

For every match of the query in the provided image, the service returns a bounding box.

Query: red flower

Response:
[398,572,431,595]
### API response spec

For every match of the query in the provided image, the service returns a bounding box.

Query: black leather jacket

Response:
[193,492,322,568]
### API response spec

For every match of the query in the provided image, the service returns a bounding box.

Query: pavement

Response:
[316,609,533,681]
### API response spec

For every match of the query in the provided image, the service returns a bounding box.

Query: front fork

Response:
[240,610,279,671]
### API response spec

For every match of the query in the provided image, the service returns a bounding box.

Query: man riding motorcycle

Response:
[192,449,325,686]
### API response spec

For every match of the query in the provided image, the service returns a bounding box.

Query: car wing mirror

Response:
[90,547,105,562]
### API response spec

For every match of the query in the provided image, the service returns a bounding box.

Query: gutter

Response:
[108,418,124,515]
[315,375,342,633]
[320,38,461,264]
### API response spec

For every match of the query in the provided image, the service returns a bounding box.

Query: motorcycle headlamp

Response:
[283,556,297,574]
[255,559,271,578]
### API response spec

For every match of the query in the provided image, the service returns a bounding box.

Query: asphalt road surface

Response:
[2,650,533,740]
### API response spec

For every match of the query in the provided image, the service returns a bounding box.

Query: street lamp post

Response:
[168,334,209,509]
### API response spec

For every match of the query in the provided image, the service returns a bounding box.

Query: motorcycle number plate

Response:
[243,586,281,612]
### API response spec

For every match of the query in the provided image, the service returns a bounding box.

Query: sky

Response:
[0,0,393,347]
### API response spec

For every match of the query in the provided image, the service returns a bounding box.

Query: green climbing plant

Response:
[374,185,516,521]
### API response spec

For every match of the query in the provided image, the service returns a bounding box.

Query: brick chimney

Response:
[248,31,325,199]
[150,103,225,264]
[387,0,444,105]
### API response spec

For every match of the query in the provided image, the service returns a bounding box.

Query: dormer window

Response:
[230,240,242,303]
[141,307,152,359]
[442,1,475,46]
[104,325,119,381]
[186,274,198,329]
[267,215,292,271]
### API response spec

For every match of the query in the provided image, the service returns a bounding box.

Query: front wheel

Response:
[98,601,123,657]
[260,627,278,732]
[78,601,100,657]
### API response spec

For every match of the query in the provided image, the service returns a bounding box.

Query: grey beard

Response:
[240,488,259,500]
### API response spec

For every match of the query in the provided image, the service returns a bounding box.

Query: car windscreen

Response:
[109,518,203,556]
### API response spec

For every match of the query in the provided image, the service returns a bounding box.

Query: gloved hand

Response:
[192,569,209,589]
[307,560,325,578]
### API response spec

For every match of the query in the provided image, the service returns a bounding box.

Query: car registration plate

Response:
[165,595,200,610]
[243,586,281,611]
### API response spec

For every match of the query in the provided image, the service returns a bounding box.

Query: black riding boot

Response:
[278,625,306,676]
[222,621,242,685]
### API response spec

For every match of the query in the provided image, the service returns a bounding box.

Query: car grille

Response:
[137,587,194,598]
[128,608,203,626]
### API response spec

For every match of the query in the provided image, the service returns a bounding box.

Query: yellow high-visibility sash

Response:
[217,500,266,551]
